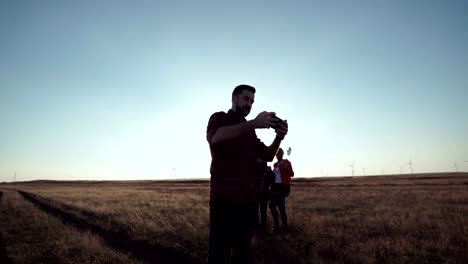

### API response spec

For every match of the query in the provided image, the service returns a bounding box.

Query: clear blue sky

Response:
[1,0,467,182]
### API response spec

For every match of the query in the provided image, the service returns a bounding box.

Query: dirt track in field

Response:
[19,191,199,264]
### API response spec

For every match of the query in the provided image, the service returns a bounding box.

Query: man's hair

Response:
[232,84,256,96]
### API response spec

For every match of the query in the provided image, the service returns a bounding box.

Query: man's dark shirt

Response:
[207,109,269,205]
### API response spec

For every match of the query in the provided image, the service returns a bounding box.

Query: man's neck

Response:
[229,108,245,119]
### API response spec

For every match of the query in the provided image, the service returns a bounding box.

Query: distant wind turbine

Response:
[400,166,403,174]
[453,163,459,172]
[362,168,366,176]
[349,162,355,177]
[13,171,16,183]
[404,160,415,174]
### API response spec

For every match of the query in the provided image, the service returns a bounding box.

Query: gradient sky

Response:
[1,0,467,182]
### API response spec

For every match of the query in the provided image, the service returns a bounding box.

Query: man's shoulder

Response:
[208,111,228,123]
[210,111,227,118]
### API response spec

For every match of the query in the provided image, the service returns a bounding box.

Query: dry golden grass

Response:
[0,189,142,264]
[12,183,210,262]
[2,172,467,263]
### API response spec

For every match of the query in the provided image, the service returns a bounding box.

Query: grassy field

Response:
[1,172,467,263]
[0,189,142,264]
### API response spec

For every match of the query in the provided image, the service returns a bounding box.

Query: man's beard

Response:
[235,103,250,118]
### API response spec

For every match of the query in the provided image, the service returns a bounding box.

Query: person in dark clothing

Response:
[206,84,289,264]
[254,158,273,227]
[269,148,295,234]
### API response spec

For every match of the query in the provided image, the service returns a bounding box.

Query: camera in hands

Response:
[270,114,285,129]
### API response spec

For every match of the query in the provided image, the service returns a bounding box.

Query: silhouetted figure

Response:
[269,148,294,234]
[254,158,273,227]
[206,85,289,264]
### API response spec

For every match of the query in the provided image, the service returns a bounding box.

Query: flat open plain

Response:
[1,172,467,263]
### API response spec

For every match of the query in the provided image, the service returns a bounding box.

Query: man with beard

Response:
[206,84,288,264]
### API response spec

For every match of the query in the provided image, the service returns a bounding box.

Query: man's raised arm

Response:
[210,111,275,145]
[211,121,256,144]
[263,121,289,161]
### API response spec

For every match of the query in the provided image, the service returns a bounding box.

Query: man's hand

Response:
[253,111,276,129]
[275,120,288,140]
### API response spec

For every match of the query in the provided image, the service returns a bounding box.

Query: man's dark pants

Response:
[256,192,269,226]
[269,184,290,229]
[208,198,257,264]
